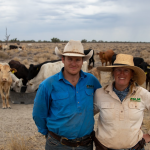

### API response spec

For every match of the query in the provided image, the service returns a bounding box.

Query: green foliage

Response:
[51,37,60,43]
[9,38,19,42]
[81,39,87,43]
[91,39,97,43]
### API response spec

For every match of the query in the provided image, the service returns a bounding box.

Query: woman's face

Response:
[113,67,134,91]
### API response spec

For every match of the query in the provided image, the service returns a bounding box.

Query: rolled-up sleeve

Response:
[32,83,51,135]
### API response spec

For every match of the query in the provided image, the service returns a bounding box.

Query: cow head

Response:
[0,65,12,82]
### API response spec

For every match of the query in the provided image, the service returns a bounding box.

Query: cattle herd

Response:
[0,44,150,109]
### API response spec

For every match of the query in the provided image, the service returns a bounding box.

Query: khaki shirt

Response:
[94,83,150,149]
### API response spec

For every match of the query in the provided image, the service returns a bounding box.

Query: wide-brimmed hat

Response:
[97,54,146,85]
[55,40,93,61]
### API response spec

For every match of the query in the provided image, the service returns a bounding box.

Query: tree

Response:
[51,37,60,43]
[91,40,97,43]
[4,27,10,45]
[81,39,87,43]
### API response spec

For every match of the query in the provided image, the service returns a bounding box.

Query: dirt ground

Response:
[0,42,150,149]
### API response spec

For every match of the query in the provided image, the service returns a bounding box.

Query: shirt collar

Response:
[113,82,130,93]
[105,82,138,94]
[58,67,87,81]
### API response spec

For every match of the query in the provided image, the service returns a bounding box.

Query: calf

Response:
[0,64,16,108]
[10,73,23,93]
[25,61,88,93]
[9,60,29,85]
[97,49,114,66]
[27,59,61,80]
[84,49,94,67]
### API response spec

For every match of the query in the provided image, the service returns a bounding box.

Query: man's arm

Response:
[32,83,51,135]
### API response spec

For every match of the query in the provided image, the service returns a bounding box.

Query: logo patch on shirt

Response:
[86,85,94,88]
[130,98,141,102]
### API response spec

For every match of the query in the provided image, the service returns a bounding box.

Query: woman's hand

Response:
[143,134,150,143]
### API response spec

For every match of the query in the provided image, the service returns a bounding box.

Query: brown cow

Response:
[97,49,114,66]
[88,67,101,83]
[0,64,16,109]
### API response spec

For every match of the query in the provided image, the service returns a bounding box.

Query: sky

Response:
[0,0,150,42]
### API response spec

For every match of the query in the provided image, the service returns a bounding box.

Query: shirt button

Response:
[121,111,123,113]
[77,91,78,93]
[78,102,79,103]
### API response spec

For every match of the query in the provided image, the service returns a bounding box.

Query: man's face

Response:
[62,56,83,75]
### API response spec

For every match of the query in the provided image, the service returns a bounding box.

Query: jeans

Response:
[45,132,93,150]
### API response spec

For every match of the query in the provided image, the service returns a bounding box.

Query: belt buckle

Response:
[60,137,68,145]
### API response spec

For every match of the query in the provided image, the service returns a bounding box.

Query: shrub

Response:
[51,38,60,43]
[0,51,9,59]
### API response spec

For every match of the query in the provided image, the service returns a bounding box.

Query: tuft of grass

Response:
[21,59,29,66]
[0,51,9,59]
[6,135,29,150]
[12,57,20,62]
[19,51,27,57]
[50,55,59,61]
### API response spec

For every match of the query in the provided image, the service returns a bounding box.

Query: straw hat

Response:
[97,54,146,85]
[55,40,93,61]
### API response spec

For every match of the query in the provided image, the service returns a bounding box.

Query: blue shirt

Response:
[32,68,101,139]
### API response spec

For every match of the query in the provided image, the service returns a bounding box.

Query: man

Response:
[32,40,101,150]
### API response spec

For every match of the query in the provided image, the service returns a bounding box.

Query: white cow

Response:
[10,73,23,93]
[25,61,87,93]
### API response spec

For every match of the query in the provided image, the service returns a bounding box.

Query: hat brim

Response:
[55,47,93,61]
[97,65,146,85]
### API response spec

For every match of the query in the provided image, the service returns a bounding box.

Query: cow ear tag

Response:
[12,70,15,74]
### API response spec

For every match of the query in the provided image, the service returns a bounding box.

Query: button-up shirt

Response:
[94,83,150,149]
[33,68,101,139]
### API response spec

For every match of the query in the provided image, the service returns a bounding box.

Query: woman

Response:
[94,54,150,150]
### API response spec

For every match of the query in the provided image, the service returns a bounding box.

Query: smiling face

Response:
[62,56,83,76]
[113,67,134,91]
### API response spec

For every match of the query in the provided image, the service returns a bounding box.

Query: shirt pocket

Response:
[128,102,143,121]
[85,88,94,111]
[100,102,115,121]
[51,92,70,115]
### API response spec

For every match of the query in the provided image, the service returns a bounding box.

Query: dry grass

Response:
[0,133,45,150]
[0,51,9,59]
[143,120,150,131]
[19,51,27,57]
[12,57,21,62]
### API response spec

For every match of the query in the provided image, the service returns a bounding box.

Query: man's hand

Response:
[143,134,150,143]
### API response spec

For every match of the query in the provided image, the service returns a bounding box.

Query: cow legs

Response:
[5,88,11,108]
[0,88,11,109]
[0,89,7,109]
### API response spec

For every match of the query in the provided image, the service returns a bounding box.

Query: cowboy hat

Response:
[55,40,93,61]
[97,54,146,85]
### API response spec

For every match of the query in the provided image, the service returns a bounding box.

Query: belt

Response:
[49,131,94,147]
[130,138,146,150]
